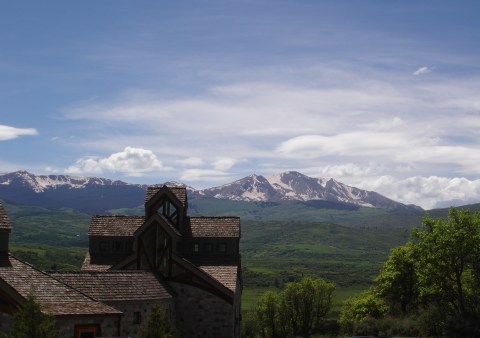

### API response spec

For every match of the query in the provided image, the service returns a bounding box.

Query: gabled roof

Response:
[145,186,187,207]
[51,271,172,302]
[0,201,12,230]
[172,254,236,300]
[88,215,145,237]
[186,217,240,238]
[0,255,121,316]
[186,256,239,292]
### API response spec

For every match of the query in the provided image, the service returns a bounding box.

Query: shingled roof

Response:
[81,252,113,272]
[145,186,187,206]
[88,215,145,237]
[51,271,172,302]
[0,201,12,230]
[0,255,121,316]
[191,257,239,292]
[186,217,240,238]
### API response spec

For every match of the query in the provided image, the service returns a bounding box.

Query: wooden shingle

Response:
[88,215,145,237]
[0,201,11,230]
[145,186,187,206]
[185,256,239,292]
[0,255,121,316]
[51,271,172,302]
[186,217,240,238]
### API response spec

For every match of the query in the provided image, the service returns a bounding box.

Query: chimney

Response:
[0,201,12,265]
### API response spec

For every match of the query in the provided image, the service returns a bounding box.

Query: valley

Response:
[1,170,478,317]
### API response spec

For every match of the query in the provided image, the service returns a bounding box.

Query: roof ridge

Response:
[8,254,117,309]
[188,216,240,219]
[92,215,145,218]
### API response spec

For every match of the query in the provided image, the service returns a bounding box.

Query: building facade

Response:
[0,185,241,338]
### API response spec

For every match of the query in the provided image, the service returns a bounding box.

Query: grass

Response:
[10,244,87,271]
[241,284,369,318]
[241,220,413,288]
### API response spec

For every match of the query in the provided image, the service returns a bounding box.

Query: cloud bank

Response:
[65,147,166,177]
[0,125,38,141]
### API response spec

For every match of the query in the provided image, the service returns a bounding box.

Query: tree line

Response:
[339,208,480,337]
[242,277,336,337]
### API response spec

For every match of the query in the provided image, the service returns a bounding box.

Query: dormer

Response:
[144,186,187,234]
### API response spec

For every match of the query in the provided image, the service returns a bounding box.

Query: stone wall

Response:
[106,299,174,337]
[170,282,234,338]
[56,314,120,338]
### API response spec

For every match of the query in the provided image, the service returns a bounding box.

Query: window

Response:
[156,199,179,226]
[192,243,200,253]
[217,243,227,253]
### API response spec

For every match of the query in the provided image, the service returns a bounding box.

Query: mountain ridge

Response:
[0,170,421,212]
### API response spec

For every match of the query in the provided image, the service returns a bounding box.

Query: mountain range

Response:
[0,170,420,213]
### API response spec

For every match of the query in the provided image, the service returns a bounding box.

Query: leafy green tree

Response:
[255,291,285,338]
[338,291,387,335]
[254,277,335,337]
[281,277,335,336]
[138,305,176,338]
[412,208,480,336]
[11,293,58,338]
[343,208,480,337]
[374,243,419,315]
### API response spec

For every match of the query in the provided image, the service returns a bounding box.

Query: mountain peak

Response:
[0,170,422,211]
[202,171,419,210]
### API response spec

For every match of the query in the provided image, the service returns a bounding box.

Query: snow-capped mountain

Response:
[201,171,420,210]
[0,170,148,213]
[0,170,144,193]
[0,170,420,212]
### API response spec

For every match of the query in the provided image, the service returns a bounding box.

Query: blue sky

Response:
[1,0,480,209]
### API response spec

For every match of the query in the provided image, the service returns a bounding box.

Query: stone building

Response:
[0,185,241,338]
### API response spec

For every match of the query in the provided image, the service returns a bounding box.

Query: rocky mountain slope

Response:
[0,170,420,212]
[199,171,420,210]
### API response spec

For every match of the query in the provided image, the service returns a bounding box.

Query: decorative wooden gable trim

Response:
[170,254,234,304]
[145,186,186,218]
[133,215,178,277]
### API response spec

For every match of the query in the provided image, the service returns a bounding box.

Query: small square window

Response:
[204,243,213,253]
[217,243,227,253]
[192,243,200,253]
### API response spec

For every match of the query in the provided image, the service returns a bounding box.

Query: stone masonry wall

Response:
[170,282,234,338]
[56,314,119,338]
[107,299,174,337]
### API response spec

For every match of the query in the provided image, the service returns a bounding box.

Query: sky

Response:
[1,0,480,210]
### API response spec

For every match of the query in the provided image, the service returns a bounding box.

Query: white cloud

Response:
[305,163,385,180]
[176,157,204,167]
[65,147,166,177]
[212,157,236,171]
[357,176,480,210]
[0,125,38,141]
[60,65,480,208]
[180,169,232,183]
[413,66,433,76]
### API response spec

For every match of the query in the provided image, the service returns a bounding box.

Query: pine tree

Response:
[11,293,58,338]
[138,305,176,338]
